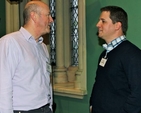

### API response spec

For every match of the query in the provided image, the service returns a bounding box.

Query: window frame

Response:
[51,0,87,99]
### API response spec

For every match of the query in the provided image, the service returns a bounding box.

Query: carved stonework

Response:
[67,66,78,82]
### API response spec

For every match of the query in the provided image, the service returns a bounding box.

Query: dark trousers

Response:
[14,104,53,113]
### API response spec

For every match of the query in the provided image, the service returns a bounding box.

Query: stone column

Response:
[64,0,71,68]
[6,1,19,33]
[75,0,86,89]
[54,0,67,83]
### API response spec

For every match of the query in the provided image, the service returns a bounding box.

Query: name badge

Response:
[99,58,107,67]
[46,62,52,73]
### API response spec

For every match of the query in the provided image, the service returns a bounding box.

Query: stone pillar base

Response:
[67,66,78,82]
[53,68,67,83]
[74,70,82,89]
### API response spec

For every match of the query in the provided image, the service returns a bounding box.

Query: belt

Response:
[14,103,50,113]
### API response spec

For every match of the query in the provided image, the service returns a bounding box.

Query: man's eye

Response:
[102,20,105,23]
[47,14,51,17]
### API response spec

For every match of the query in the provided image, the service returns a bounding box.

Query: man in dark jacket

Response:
[90,6,141,113]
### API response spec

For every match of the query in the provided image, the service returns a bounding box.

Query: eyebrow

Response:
[98,18,106,21]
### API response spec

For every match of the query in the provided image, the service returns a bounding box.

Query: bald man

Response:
[0,1,53,113]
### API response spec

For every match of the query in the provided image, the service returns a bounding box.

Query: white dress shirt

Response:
[0,27,52,113]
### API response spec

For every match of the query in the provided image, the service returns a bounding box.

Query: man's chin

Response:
[98,34,102,38]
[46,29,51,33]
[97,32,102,37]
[44,30,50,34]
[42,31,50,36]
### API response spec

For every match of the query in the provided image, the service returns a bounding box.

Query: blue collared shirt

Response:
[103,35,126,53]
[102,35,126,58]
[0,27,52,113]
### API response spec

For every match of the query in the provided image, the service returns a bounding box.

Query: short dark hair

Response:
[101,6,128,35]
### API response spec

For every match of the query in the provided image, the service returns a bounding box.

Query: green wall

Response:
[54,0,141,113]
[0,0,6,37]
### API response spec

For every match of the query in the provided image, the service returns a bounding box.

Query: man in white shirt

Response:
[0,1,53,113]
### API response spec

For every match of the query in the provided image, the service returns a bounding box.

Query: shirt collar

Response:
[38,37,44,43]
[102,35,126,53]
[19,27,44,44]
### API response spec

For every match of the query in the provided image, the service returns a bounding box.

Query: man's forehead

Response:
[101,11,110,16]
[99,11,110,18]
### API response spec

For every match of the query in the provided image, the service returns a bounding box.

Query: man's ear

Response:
[115,22,122,30]
[30,12,37,23]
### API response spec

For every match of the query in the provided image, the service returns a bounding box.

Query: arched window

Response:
[49,0,87,99]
